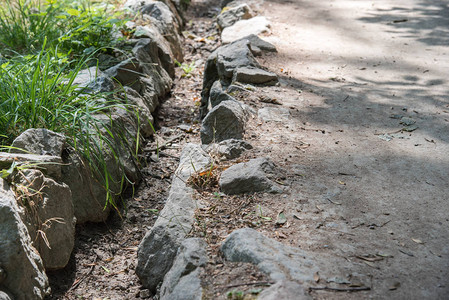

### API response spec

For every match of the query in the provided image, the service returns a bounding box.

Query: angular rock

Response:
[15,169,75,270]
[11,128,66,157]
[200,39,259,118]
[160,238,207,300]
[61,151,111,224]
[232,67,278,85]
[0,152,62,180]
[217,4,253,29]
[209,80,236,108]
[238,34,277,54]
[258,280,311,300]
[123,0,184,30]
[258,107,290,122]
[221,16,271,44]
[221,228,317,282]
[123,87,155,138]
[139,2,183,62]
[219,157,282,194]
[0,178,50,299]
[200,100,246,145]
[137,144,210,292]
[207,139,253,160]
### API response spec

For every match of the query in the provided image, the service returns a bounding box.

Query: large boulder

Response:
[200,100,246,145]
[219,157,283,194]
[217,4,253,29]
[221,228,317,283]
[221,16,271,44]
[160,238,207,300]
[0,179,50,299]
[137,144,210,292]
[14,170,76,270]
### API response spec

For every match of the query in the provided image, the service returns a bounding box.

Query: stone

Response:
[0,152,62,180]
[219,157,283,194]
[124,0,184,30]
[258,280,311,300]
[11,128,66,157]
[160,238,207,300]
[200,100,246,145]
[200,39,259,118]
[217,4,253,29]
[139,289,151,299]
[0,178,50,299]
[221,16,271,44]
[61,151,112,224]
[221,228,317,283]
[238,34,277,54]
[139,2,183,62]
[207,139,253,160]
[122,87,155,138]
[232,67,278,85]
[0,291,12,300]
[209,80,236,108]
[258,107,291,122]
[137,144,210,292]
[14,169,76,270]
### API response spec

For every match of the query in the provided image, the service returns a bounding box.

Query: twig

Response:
[309,286,371,292]
[327,198,342,205]
[68,255,98,292]
[223,281,274,289]
[144,135,182,152]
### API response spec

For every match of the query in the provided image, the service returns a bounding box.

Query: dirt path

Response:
[251,0,449,298]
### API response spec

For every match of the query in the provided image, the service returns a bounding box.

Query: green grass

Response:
[0,0,141,208]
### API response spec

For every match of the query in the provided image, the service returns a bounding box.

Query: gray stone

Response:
[137,144,210,292]
[258,280,311,300]
[258,107,291,122]
[11,128,66,157]
[217,4,253,29]
[221,16,271,44]
[238,34,277,54]
[208,139,253,160]
[0,178,50,299]
[14,169,75,270]
[200,39,259,118]
[219,157,283,194]
[232,67,278,85]
[209,80,236,108]
[200,100,246,145]
[124,0,184,30]
[139,2,183,62]
[221,228,317,283]
[160,238,207,300]
[0,291,12,300]
[0,152,62,180]
[61,151,112,224]
[123,87,155,138]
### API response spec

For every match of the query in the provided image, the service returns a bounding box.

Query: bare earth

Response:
[251,0,449,298]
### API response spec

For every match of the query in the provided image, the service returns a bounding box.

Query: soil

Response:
[47,0,449,299]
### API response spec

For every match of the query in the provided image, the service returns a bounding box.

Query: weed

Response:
[175,60,196,77]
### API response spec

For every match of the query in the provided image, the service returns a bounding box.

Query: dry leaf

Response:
[314,271,320,283]
[412,238,424,244]
[389,282,400,290]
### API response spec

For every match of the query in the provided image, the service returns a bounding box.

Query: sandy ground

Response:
[250,0,449,298]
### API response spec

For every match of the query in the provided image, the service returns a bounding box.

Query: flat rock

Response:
[221,228,317,283]
[0,179,50,299]
[160,238,208,300]
[232,67,278,85]
[137,144,210,292]
[238,34,277,54]
[200,100,246,145]
[219,157,283,194]
[221,16,271,44]
[258,107,290,122]
[217,4,253,29]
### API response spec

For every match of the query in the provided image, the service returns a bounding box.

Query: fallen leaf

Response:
[314,271,320,283]
[412,238,424,244]
[276,211,287,225]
